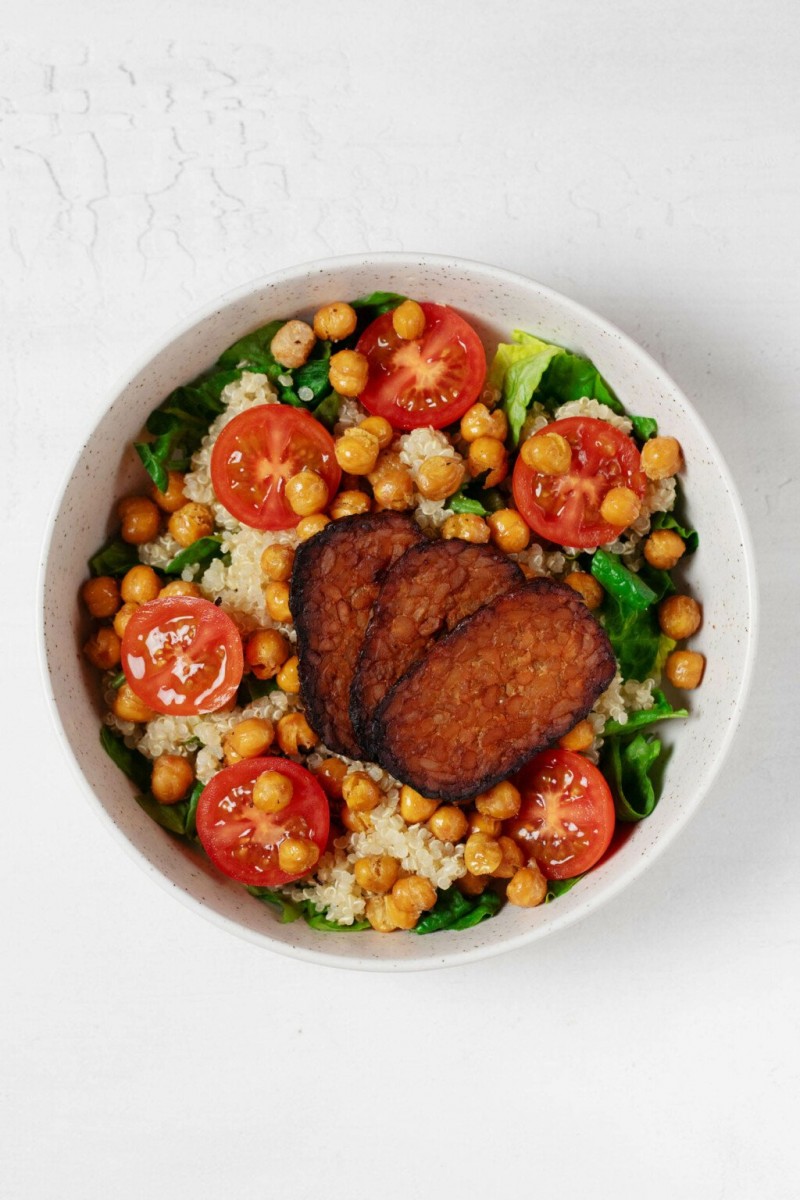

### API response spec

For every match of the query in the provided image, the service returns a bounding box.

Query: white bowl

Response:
[38,253,757,971]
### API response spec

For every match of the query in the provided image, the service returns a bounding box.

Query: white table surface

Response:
[3,2,799,1197]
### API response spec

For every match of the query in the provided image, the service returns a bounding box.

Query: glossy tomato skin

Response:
[196,757,330,887]
[504,748,615,880]
[210,405,341,530]
[120,596,243,717]
[357,302,486,430]
[512,416,645,549]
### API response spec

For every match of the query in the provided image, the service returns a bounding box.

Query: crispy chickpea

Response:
[392,874,437,913]
[278,836,320,875]
[158,580,203,599]
[665,650,705,689]
[270,319,316,369]
[599,486,641,528]
[464,831,503,876]
[467,436,508,487]
[223,718,274,765]
[417,455,465,501]
[384,895,419,929]
[487,509,530,554]
[168,502,214,548]
[150,470,187,513]
[252,770,293,813]
[521,431,572,475]
[335,428,380,475]
[329,348,369,397]
[245,628,290,679]
[359,415,393,449]
[151,754,194,805]
[83,626,121,670]
[365,896,398,932]
[354,855,401,894]
[491,836,525,879]
[120,564,160,605]
[564,571,604,610]
[296,514,330,541]
[475,781,521,821]
[276,655,300,693]
[467,811,501,838]
[659,595,702,641]
[276,712,318,755]
[641,436,683,480]
[260,543,295,582]
[507,864,548,907]
[341,806,373,834]
[371,465,414,511]
[265,581,292,624]
[330,489,372,520]
[285,469,329,517]
[313,301,357,342]
[458,871,489,896]
[518,562,536,580]
[313,757,347,800]
[342,771,382,813]
[644,529,686,571]
[81,576,120,619]
[559,719,595,753]
[112,682,154,723]
[427,805,469,843]
[460,403,508,443]
[441,513,490,544]
[118,496,161,545]
[392,299,426,340]
[399,785,439,824]
[113,601,139,638]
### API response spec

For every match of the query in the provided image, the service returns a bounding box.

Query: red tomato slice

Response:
[357,302,486,430]
[504,749,616,880]
[196,757,330,886]
[210,405,340,530]
[121,596,243,716]
[512,416,645,549]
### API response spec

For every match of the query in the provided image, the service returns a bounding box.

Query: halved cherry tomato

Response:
[120,596,243,716]
[210,406,340,530]
[504,748,615,880]
[356,302,486,430]
[512,416,646,549]
[196,757,330,886]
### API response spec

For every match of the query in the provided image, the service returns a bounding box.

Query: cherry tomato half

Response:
[196,757,330,886]
[210,405,341,530]
[120,596,243,716]
[512,416,646,549]
[504,749,616,880]
[357,302,486,430]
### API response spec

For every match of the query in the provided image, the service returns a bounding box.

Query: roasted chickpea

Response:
[644,529,686,571]
[521,432,572,475]
[487,509,530,554]
[599,486,641,528]
[564,571,604,610]
[392,299,426,340]
[354,855,401,895]
[296,514,330,541]
[285,469,329,517]
[365,896,398,932]
[441,513,490,544]
[467,436,508,487]
[399,784,439,824]
[81,575,120,619]
[335,428,380,475]
[475,781,521,821]
[260,543,295,582]
[458,870,489,896]
[168,502,214,548]
[491,836,525,879]
[150,470,187,513]
[467,811,501,838]
[313,757,347,800]
[342,771,382,813]
[83,626,122,670]
[245,628,290,679]
[158,580,203,599]
[358,415,393,449]
[329,348,369,397]
[112,682,154,723]
[113,601,139,638]
[265,581,292,623]
[464,831,503,876]
[665,650,705,689]
[313,301,357,342]
[278,836,320,875]
[276,712,318,755]
[120,564,161,605]
[559,719,595,752]
[276,655,300,693]
[641,436,683,480]
[223,718,274,765]
[151,754,194,805]
[392,874,437,913]
[252,770,293,813]
[417,455,465,501]
[384,895,420,929]
[370,465,414,511]
[270,319,316,369]
[329,489,372,519]
[460,403,508,443]
[659,595,702,641]
[118,496,161,545]
[341,806,373,834]
[427,805,469,843]
[507,864,547,907]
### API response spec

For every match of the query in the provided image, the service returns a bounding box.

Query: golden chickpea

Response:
[427,805,469,843]
[564,571,604,610]
[559,719,595,753]
[391,299,426,340]
[112,682,154,723]
[334,428,380,475]
[83,626,122,670]
[392,874,437,913]
[441,513,490,544]
[260,543,295,582]
[270,319,316,369]
[641,436,683,480]
[365,896,398,932]
[265,581,292,623]
[507,864,547,907]
[342,771,382,813]
[313,757,348,801]
[475,781,521,820]
[121,564,161,605]
[329,348,369,396]
[341,806,373,834]
[491,836,525,879]
[521,431,572,475]
[384,895,420,929]
[278,836,320,875]
[81,576,121,619]
[329,489,372,519]
[113,601,139,638]
[659,595,702,641]
[151,754,194,805]
[276,712,318,755]
[276,655,300,693]
[417,455,465,501]
[313,301,357,342]
[354,855,401,895]
[223,718,274,765]
[665,650,705,690]
[296,514,330,541]
[371,465,414,511]
[150,470,187,513]
[168,502,214,548]
[487,509,530,554]
[359,415,393,449]
[244,628,290,679]
[458,871,488,896]
[467,811,501,838]
[118,496,161,545]
[464,831,503,876]
[599,486,641,528]
[399,785,439,824]
[252,770,293,813]
[644,529,686,571]
[467,436,508,487]
[285,469,329,517]
[460,403,508,443]
[158,580,203,599]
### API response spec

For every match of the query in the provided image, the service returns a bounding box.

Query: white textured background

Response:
[3,2,800,1197]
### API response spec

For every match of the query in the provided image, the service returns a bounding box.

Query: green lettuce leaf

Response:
[651,510,699,553]
[536,349,624,414]
[414,886,502,934]
[631,415,658,441]
[603,733,665,821]
[603,689,688,737]
[546,876,583,902]
[489,332,562,445]
[591,548,657,611]
[351,291,406,313]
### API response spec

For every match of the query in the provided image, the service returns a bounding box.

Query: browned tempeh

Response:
[371,579,616,800]
[290,511,424,757]
[351,539,523,755]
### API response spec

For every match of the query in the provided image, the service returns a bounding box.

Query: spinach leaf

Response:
[164,536,226,577]
[89,538,141,578]
[247,886,305,924]
[100,725,151,792]
[591,548,657,611]
[237,676,279,706]
[217,320,285,373]
[292,340,333,403]
[303,908,371,932]
[631,415,658,441]
[311,391,341,430]
[603,689,688,738]
[537,349,624,414]
[446,492,488,516]
[546,876,583,901]
[135,368,240,490]
[637,562,675,603]
[351,291,406,314]
[601,595,661,682]
[415,885,501,934]
[184,782,203,840]
[603,733,665,821]
[651,510,699,553]
[135,791,194,836]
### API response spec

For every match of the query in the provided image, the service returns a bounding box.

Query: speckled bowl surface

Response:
[38,253,757,971]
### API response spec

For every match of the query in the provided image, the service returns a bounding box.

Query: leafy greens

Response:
[414,886,502,933]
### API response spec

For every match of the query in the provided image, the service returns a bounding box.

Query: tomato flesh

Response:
[505,748,615,880]
[210,405,340,530]
[120,596,243,716]
[357,302,486,430]
[512,416,645,549]
[196,757,330,886]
